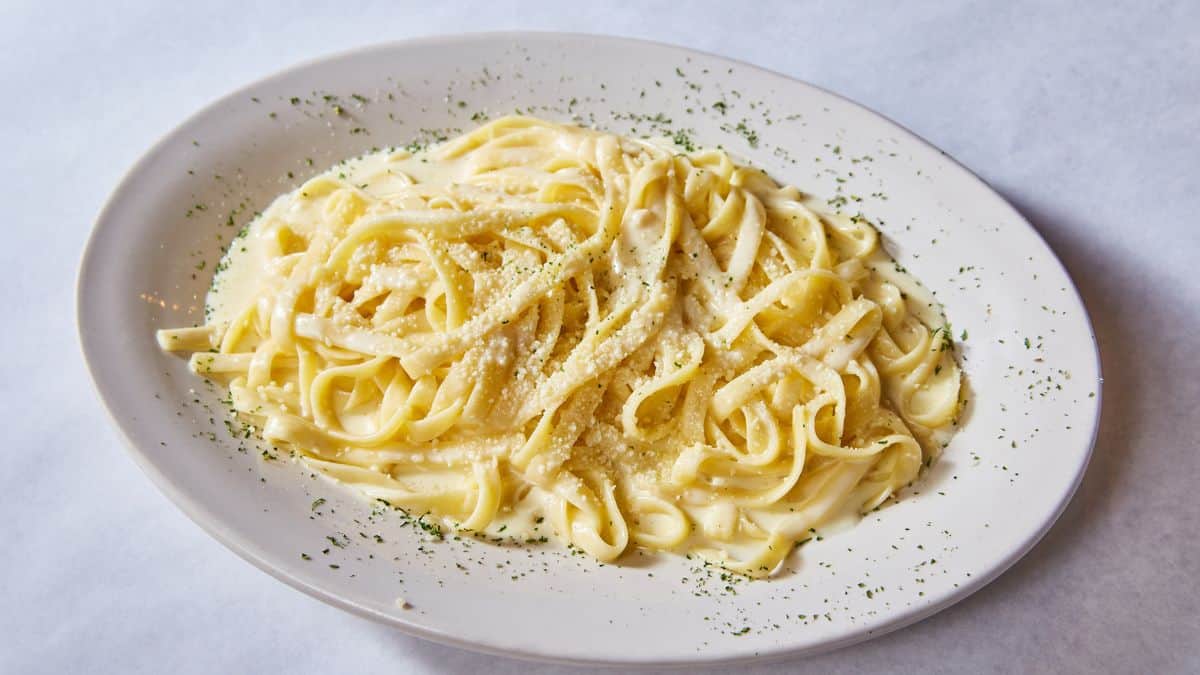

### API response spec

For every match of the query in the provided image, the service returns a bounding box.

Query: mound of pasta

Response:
[159,116,961,577]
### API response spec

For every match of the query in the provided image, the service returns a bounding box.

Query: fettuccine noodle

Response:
[159,116,961,577]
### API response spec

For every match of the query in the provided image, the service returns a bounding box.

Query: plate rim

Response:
[77,30,1103,666]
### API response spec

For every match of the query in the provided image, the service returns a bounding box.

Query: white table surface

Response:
[4,1,1198,672]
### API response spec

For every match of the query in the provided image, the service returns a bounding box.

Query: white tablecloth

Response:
[3,1,1197,672]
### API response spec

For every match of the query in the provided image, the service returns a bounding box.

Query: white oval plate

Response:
[78,33,1101,666]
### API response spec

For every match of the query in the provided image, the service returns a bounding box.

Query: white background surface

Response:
[3,1,1197,673]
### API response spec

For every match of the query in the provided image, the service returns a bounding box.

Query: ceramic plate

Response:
[78,33,1101,665]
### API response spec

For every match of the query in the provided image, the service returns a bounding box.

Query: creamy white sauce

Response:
[201,139,957,548]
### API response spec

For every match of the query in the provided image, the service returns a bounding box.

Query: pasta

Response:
[158,116,961,577]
